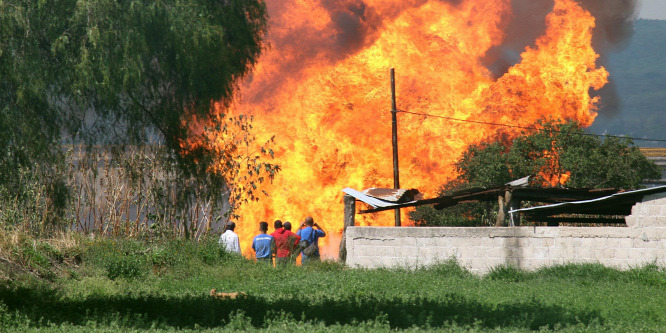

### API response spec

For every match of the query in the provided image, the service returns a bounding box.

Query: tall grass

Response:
[0,145,230,240]
[2,235,666,332]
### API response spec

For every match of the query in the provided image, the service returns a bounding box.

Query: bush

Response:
[485,265,528,282]
[82,239,149,280]
[104,252,147,280]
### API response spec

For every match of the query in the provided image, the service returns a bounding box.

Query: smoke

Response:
[249,0,463,104]
[249,0,638,113]
[482,0,638,77]
[481,0,553,77]
[479,0,638,117]
[578,0,639,51]
[579,0,639,118]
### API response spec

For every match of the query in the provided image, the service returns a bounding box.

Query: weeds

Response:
[2,236,666,332]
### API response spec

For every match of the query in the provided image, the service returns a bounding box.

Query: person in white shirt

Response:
[218,221,241,254]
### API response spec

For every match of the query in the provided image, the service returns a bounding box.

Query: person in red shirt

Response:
[273,221,301,266]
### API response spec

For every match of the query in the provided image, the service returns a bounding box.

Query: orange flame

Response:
[538,148,572,187]
[206,0,608,257]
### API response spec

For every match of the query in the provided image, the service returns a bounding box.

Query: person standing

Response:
[273,221,301,266]
[218,221,241,255]
[296,216,326,264]
[270,220,283,237]
[252,221,275,264]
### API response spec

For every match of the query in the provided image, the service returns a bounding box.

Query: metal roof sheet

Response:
[508,185,666,217]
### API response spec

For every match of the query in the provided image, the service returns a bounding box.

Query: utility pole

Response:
[391,68,401,227]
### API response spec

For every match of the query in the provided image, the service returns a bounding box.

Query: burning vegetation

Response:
[204,0,640,256]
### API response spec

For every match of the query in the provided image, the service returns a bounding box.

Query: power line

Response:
[397,109,666,143]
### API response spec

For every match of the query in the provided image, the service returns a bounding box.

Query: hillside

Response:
[588,19,666,146]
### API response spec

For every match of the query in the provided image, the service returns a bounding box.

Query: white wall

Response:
[346,194,666,274]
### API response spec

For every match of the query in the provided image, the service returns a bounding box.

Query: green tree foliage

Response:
[0,0,277,228]
[410,119,661,226]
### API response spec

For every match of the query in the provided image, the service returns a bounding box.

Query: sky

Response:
[640,0,666,20]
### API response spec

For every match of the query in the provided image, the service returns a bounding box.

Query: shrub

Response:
[104,252,148,280]
[485,265,528,282]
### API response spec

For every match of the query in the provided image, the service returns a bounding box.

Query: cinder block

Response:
[485,248,501,259]
[533,247,548,259]
[576,247,592,259]
[615,249,629,260]
[618,238,633,249]
[402,246,418,258]
[436,247,455,258]
[650,205,663,217]
[473,247,487,258]
[531,238,544,248]
[593,249,607,260]
[416,237,435,248]
[633,238,648,248]
[628,248,645,260]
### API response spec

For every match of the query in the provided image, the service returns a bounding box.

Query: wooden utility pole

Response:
[339,194,356,262]
[390,68,401,227]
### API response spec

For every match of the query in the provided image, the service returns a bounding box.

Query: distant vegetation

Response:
[589,19,666,145]
[410,119,660,227]
[2,231,666,332]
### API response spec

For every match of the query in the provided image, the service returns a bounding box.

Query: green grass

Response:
[1,237,666,332]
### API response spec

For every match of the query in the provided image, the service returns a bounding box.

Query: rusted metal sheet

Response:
[362,188,421,203]
[345,184,665,216]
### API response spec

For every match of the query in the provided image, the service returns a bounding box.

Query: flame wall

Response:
[217,0,626,258]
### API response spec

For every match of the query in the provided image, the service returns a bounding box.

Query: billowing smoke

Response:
[480,0,638,116]
[579,0,639,118]
[251,0,637,115]
[250,0,465,104]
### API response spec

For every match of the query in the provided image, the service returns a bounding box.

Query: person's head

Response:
[283,221,292,231]
[274,220,283,230]
[225,221,236,231]
[259,221,268,232]
[304,216,314,226]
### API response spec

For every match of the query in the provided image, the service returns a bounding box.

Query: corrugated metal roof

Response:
[362,188,421,203]
[342,188,419,208]
[508,185,666,217]
[342,185,641,215]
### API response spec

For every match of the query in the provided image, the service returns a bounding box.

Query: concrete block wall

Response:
[346,192,666,274]
[626,192,666,228]
[345,226,666,274]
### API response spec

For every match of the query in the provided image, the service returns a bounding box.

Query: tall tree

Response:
[0,0,277,224]
[410,119,661,226]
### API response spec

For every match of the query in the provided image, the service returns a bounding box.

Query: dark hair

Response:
[283,222,292,231]
[305,216,314,226]
[259,221,268,232]
[225,221,236,231]
[274,220,283,229]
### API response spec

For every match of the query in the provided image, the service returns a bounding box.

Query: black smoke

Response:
[480,0,639,117]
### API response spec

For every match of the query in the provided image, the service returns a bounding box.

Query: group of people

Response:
[218,216,326,265]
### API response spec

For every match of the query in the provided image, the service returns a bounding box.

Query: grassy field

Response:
[1,233,666,332]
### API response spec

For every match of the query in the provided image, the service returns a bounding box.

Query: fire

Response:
[538,148,572,187]
[206,0,609,257]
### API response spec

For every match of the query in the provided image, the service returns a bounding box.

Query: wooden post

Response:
[339,194,356,262]
[496,195,506,226]
[509,199,521,226]
[505,190,513,227]
[390,68,401,227]
[497,190,515,227]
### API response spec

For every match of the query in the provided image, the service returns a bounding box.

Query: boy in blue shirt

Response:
[252,221,275,264]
